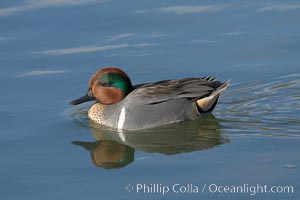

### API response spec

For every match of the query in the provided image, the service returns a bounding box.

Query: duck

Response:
[70,67,229,130]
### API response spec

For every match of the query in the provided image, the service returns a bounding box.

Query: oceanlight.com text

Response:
[124,183,294,196]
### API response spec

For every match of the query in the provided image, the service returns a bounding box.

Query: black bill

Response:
[69,90,95,105]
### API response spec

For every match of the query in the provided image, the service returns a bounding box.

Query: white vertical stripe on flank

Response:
[118,107,126,130]
[117,107,126,142]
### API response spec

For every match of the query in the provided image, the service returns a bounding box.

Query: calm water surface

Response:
[0,1,300,200]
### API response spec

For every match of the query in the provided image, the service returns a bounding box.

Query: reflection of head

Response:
[72,140,134,169]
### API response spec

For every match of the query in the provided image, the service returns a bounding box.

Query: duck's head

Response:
[70,67,133,105]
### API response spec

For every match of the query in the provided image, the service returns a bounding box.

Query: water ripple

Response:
[216,72,300,138]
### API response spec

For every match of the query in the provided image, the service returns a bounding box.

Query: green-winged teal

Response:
[70,67,229,130]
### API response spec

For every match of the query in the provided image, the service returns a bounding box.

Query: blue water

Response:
[0,1,300,200]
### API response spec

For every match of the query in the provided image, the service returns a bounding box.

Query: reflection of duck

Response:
[72,115,229,169]
[70,67,229,130]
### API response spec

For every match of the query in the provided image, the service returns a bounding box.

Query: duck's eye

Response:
[98,73,113,87]
[99,80,109,87]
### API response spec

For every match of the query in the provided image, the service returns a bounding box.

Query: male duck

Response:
[70,67,229,130]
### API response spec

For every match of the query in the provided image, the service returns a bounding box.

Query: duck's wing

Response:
[129,77,227,105]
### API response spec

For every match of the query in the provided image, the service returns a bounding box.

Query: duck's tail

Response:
[196,80,230,112]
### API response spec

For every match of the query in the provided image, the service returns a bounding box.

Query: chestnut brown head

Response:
[70,67,133,105]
